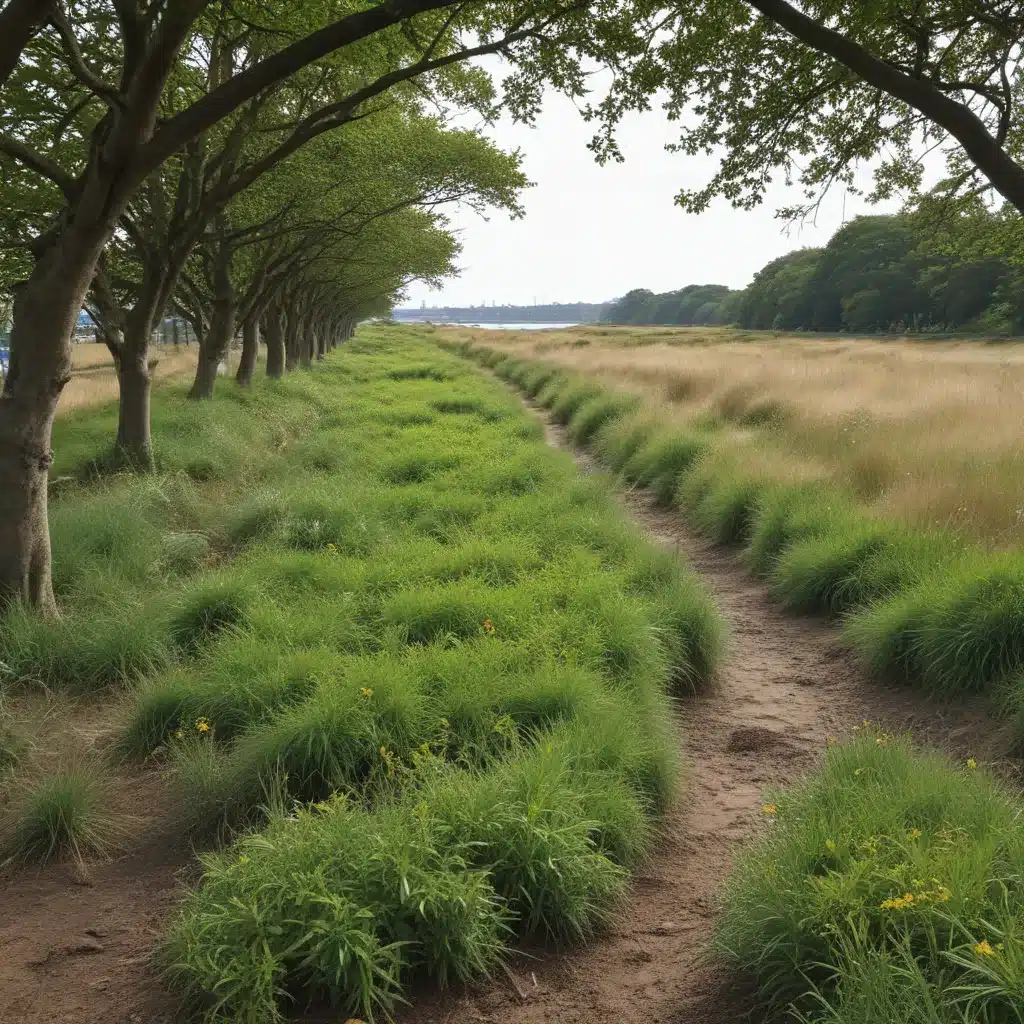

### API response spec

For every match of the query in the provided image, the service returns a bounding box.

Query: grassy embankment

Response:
[435,325,1024,1023]
[0,327,722,1021]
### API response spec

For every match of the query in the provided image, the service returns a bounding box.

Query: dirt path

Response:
[399,410,1004,1024]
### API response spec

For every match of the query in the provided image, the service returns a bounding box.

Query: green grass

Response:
[717,729,1024,1023]
[1,326,722,1020]
[1,763,122,866]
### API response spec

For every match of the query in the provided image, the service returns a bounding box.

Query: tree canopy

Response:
[604,211,1023,334]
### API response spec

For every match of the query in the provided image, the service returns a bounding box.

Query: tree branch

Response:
[0,131,77,196]
[136,0,464,178]
[0,0,54,90]
[745,0,1024,214]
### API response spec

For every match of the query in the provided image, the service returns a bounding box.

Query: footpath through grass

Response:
[2,327,723,1020]
[437,328,1024,1023]
[443,335,1024,740]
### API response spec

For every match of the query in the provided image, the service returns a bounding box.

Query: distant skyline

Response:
[404,76,905,308]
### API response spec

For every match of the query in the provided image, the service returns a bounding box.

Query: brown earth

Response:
[0,393,1009,1024]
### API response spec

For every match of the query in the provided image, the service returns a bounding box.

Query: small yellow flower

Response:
[854,768,864,776]
[360,687,374,698]
[762,803,777,815]
[908,828,922,840]
[975,939,996,957]
[825,839,836,853]
[238,854,249,865]
[175,728,184,740]
[196,717,210,734]
[482,618,496,635]
[326,543,339,554]
[967,758,978,770]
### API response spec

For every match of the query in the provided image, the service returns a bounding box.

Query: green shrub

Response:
[719,730,1024,1021]
[772,526,956,615]
[550,380,606,426]
[846,555,1024,697]
[746,484,858,574]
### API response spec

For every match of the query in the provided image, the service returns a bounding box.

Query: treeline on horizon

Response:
[603,213,1023,334]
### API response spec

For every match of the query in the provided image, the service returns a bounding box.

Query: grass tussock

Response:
[1,761,122,866]
[718,729,1024,1023]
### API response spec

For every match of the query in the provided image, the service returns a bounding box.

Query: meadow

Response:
[436,324,1024,1024]
[0,327,722,1021]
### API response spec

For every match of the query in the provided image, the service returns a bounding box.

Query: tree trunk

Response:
[264,308,285,379]
[235,316,258,386]
[284,304,301,372]
[190,294,234,399]
[190,232,235,400]
[114,355,155,470]
[300,324,313,368]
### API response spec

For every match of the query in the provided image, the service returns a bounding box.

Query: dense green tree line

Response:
[604,213,1024,334]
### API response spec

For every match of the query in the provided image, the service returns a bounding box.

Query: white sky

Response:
[404,86,903,308]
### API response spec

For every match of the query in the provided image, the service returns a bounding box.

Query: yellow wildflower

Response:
[967,758,978,770]
[174,728,184,740]
[908,828,922,839]
[326,543,338,554]
[762,803,777,815]
[196,717,210,734]
[975,939,996,957]
[854,768,864,776]
[825,839,836,854]
[482,618,496,635]
[360,687,373,698]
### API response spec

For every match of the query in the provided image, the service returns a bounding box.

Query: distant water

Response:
[435,321,580,331]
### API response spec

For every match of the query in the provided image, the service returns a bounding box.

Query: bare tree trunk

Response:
[235,315,258,386]
[0,262,89,614]
[190,294,234,400]
[115,353,154,469]
[189,233,234,400]
[300,323,313,368]
[264,307,285,379]
[284,303,301,372]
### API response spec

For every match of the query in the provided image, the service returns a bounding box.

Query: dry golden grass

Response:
[448,324,1024,547]
[60,343,198,415]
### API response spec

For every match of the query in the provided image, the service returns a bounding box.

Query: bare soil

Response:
[0,402,1009,1024]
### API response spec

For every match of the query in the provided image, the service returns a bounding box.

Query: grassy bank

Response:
[442,335,1024,739]
[1,327,723,1021]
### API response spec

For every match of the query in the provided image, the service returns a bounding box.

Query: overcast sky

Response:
[403,85,902,309]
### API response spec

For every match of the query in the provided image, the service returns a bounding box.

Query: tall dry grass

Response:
[61,343,199,415]
[446,325,1024,547]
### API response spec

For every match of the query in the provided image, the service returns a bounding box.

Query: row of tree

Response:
[3,0,1024,614]
[605,213,1024,334]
